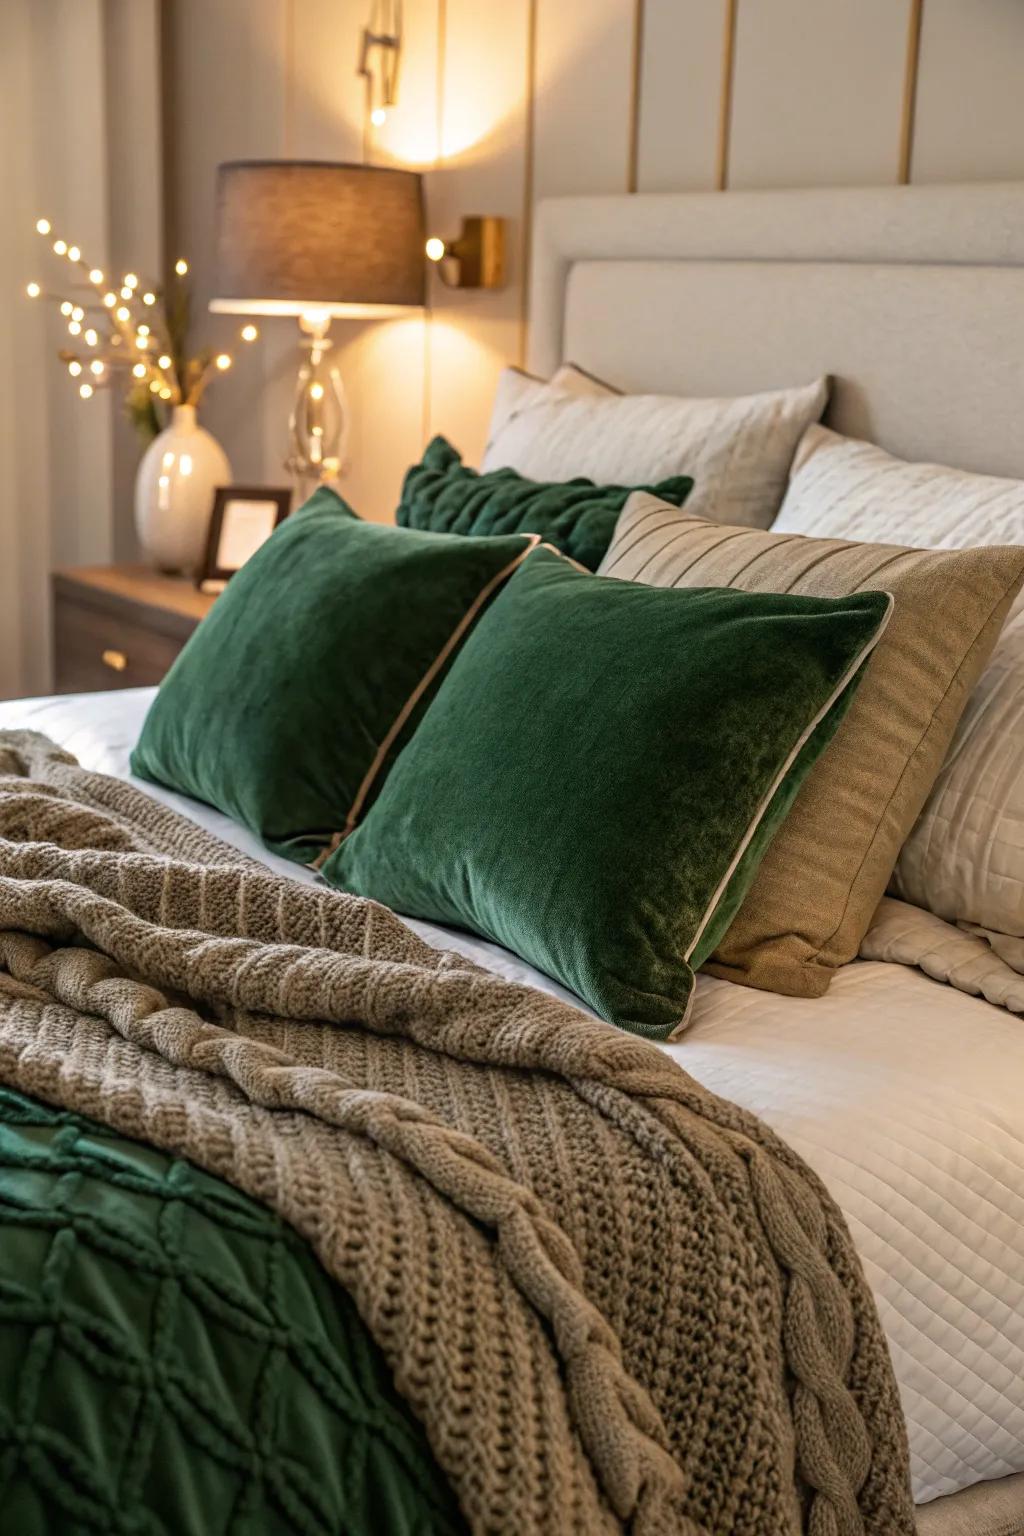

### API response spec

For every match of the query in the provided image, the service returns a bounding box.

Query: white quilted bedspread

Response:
[3,686,1024,1506]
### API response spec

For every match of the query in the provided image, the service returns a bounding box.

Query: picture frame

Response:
[195,486,292,591]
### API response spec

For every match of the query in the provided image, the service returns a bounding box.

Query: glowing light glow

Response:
[215,353,232,370]
[53,240,67,256]
[25,282,40,298]
[158,354,172,369]
[89,268,104,284]
[68,361,82,377]
[132,362,147,378]
[90,360,104,376]
[120,286,133,300]
[103,292,116,308]
[149,380,160,393]
[370,106,387,127]
[36,218,51,235]
[240,323,258,342]
[123,273,138,288]
[142,291,156,305]
[84,329,98,346]
[79,383,93,399]
[68,321,81,336]
[309,382,325,401]
[60,301,73,316]
[71,306,84,321]
[425,237,446,263]
[136,324,149,337]
[179,454,193,477]
[116,306,130,321]
[67,245,81,262]
[159,386,172,399]
[174,259,188,276]
[137,335,149,349]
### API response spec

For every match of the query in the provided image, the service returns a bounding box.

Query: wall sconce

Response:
[359,0,402,128]
[425,218,506,289]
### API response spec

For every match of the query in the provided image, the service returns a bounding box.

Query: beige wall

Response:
[160,0,1024,524]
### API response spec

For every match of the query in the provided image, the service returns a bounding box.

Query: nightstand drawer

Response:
[53,598,186,692]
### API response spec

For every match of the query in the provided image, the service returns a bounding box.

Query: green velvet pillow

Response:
[324,549,892,1038]
[396,435,693,571]
[131,487,538,864]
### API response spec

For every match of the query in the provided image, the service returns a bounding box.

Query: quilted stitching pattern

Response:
[0,1086,464,1536]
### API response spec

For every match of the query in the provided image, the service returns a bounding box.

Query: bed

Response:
[5,182,1024,1534]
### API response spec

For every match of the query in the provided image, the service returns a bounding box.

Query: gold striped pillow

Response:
[599,494,1024,997]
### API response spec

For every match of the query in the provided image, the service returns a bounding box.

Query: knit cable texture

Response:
[0,730,915,1536]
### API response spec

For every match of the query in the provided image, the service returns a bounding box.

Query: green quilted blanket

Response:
[0,1085,465,1536]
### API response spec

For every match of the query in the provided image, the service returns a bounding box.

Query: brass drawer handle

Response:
[101,648,128,673]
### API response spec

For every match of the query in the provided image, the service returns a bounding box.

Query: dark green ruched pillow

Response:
[325,548,892,1038]
[131,487,538,864]
[396,435,693,571]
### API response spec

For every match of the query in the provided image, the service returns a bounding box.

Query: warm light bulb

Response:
[68,361,82,377]
[36,218,51,235]
[89,267,104,284]
[174,259,188,276]
[132,362,147,378]
[84,328,97,346]
[123,273,138,288]
[67,245,81,263]
[425,237,446,263]
[370,106,387,127]
[240,323,258,342]
[215,353,232,370]
[158,353,172,369]
[148,380,160,393]
[90,359,104,376]
[103,292,116,308]
[309,381,325,401]
[136,323,149,337]
[120,286,132,300]
[71,306,84,321]
[116,306,130,321]
[52,239,67,256]
[137,335,149,349]
[60,302,73,317]
[25,281,40,298]
[68,321,81,336]
[79,382,93,399]
[159,386,172,399]
[142,291,156,305]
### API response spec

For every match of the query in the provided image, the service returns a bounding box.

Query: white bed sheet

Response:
[3,686,1024,1506]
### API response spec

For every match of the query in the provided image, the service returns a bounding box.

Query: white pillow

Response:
[482,378,829,529]
[774,424,1024,952]
[485,364,616,446]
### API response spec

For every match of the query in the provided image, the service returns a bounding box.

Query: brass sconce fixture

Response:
[425,218,506,289]
[358,1,402,128]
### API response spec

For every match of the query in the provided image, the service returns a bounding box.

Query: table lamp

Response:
[210,160,425,485]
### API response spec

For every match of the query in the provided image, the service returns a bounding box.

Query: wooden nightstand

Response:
[51,566,217,693]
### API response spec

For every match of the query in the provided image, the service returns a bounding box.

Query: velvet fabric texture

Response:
[0,1086,465,1536]
[131,487,536,863]
[325,549,891,1037]
[396,435,692,571]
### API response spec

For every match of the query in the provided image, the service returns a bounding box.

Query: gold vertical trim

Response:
[518,0,539,366]
[423,0,447,447]
[715,0,738,191]
[283,0,296,157]
[627,0,645,193]
[898,0,924,184]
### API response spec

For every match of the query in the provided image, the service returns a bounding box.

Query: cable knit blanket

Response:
[0,731,914,1536]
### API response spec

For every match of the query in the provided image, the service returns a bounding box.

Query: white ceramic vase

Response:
[134,404,231,574]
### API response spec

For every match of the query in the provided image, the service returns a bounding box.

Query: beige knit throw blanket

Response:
[0,731,914,1536]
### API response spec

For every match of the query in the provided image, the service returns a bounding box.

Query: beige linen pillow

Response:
[485,363,617,446]
[599,495,1024,997]
[773,423,1024,952]
[482,378,829,529]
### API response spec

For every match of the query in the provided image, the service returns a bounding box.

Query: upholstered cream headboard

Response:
[527,183,1024,479]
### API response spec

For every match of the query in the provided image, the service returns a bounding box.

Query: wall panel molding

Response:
[716,0,737,190]
[898,0,923,184]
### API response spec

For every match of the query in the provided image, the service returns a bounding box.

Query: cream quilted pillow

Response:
[483,378,829,529]
[775,424,1024,948]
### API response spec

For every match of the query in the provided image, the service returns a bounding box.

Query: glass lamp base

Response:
[285,315,349,495]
